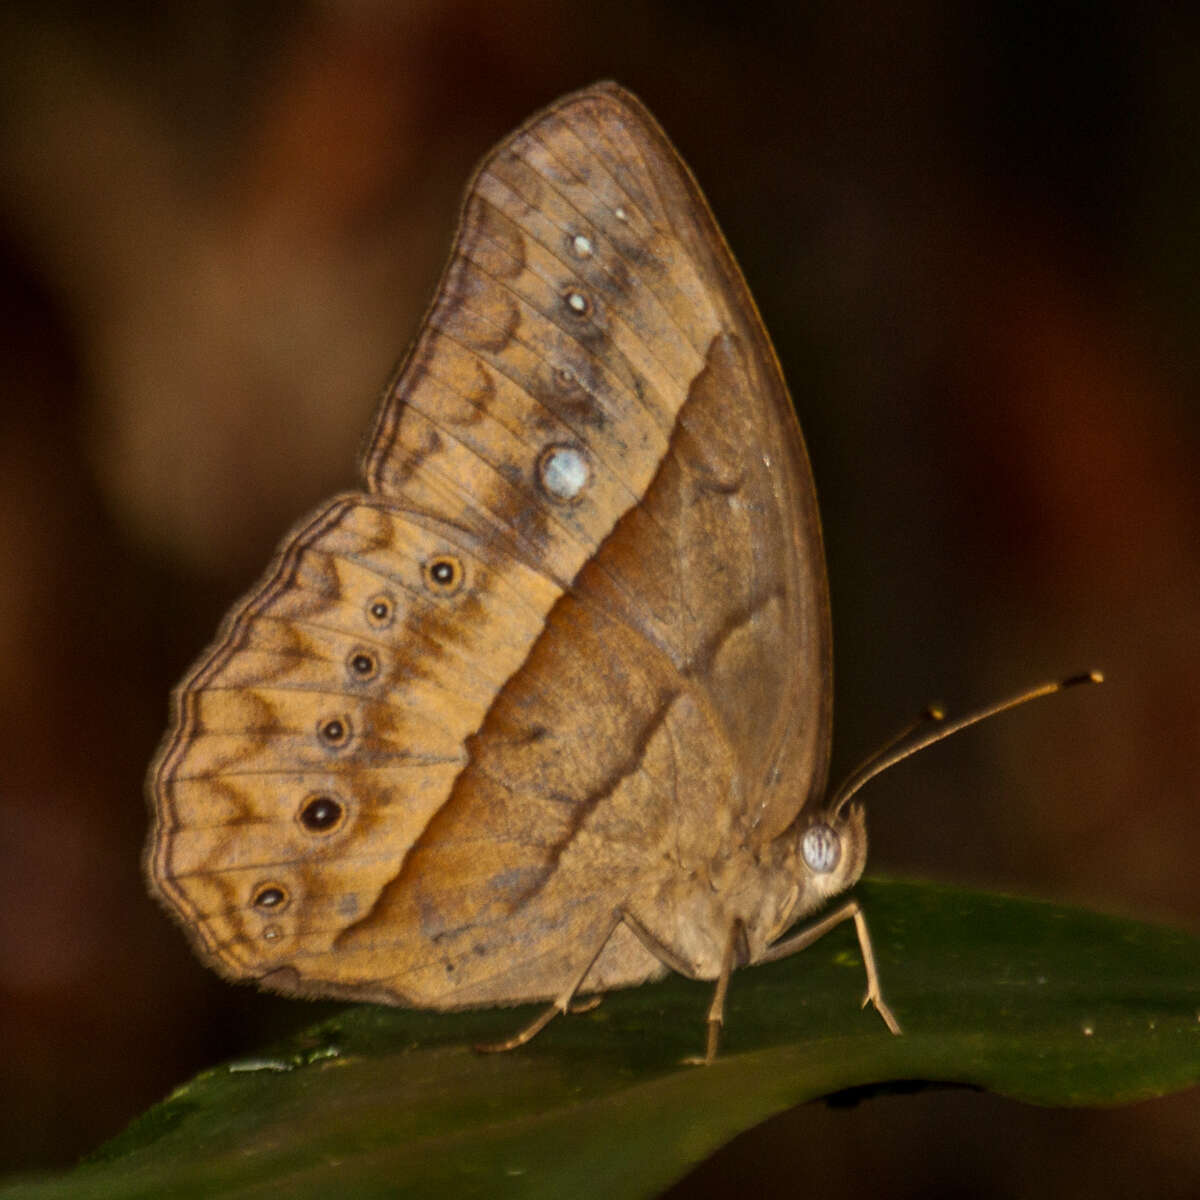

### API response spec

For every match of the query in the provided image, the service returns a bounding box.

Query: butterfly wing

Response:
[147,83,831,1005]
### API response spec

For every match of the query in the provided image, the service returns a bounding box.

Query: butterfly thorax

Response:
[627,802,868,980]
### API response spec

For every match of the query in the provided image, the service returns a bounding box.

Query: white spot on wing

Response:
[538,444,590,501]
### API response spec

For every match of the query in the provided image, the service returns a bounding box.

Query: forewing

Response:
[364,81,831,835]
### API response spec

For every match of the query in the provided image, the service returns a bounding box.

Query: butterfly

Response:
[147,81,1095,1062]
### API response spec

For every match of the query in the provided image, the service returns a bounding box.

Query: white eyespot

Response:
[565,290,589,314]
[801,822,841,874]
[537,444,590,502]
[614,205,628,221]
[570,233,594,258]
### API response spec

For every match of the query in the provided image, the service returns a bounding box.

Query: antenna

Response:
[829,671,1104,818]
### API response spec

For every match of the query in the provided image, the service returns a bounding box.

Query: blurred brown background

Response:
[2,2,1199,1195]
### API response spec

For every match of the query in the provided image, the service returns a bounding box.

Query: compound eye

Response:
[801,822,841,874]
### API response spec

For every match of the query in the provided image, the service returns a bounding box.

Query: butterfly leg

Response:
[759,898,902,1035]
[475,910,625,1053]
[701,918,749,1064]
[614,909,748,1064]
[619,910,749,1063]
[568,996,603,1015]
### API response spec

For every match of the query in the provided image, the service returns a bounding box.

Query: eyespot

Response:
[298,794,345,834]
[423,554,464,596]
[537,443,590,502]
[317,716,352,748]
[562,289,591,317]
[262,925,283,942]
[251,883,289,911]
[347,649,379,681]
[568,232,594,259]
[801,823,841,874]
[365,593,395,629]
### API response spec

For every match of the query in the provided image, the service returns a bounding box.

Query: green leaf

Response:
[6,880,1200,1199]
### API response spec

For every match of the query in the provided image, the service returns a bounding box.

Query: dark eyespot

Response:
[423,554,464,596]
[252,884,289,911]
[318,716,351,747]
[298,795,344,833]
[347,649,378,680]
[366,593,395,628]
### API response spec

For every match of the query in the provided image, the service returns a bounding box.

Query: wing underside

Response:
[147,83,831,1006]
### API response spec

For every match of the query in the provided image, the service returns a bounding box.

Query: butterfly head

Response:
[775,801,869,918]
[805,800,867,883]
[752,803,868,952]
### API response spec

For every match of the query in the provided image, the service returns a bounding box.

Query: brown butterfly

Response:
[146,82,1096,1062]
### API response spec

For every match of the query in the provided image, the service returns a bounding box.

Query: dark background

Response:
[3,2,1200,1194]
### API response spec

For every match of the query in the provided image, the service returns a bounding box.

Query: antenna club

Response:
[1064,669,1104,687]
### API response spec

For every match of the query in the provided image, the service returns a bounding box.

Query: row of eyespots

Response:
[563,229,594,315]
[271,553,467,912]
[323,557,470,754]
[247,547,475,928]
[251,797,345,900]
[561,219,593,315]
[557,229,601,503]
[248,548,477,926]
[247,429,596,930]
[363,553,466,633]
[558,228,596,498]
[359,462,593,633]
[250,793,347,914]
